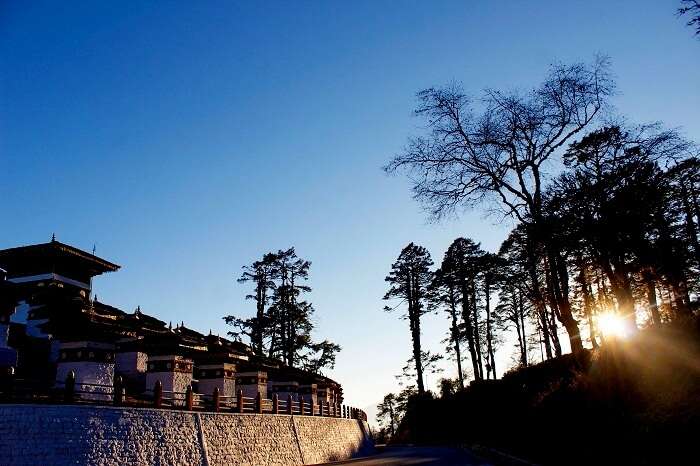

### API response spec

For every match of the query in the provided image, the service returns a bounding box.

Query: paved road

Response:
[320,446,495,465]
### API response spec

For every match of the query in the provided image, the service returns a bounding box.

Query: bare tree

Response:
[385,57,615,354]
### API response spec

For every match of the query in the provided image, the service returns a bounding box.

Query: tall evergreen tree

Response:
[226,252,277,355]
[384,243,434,394]
[430,267,465,389]
[225,248,341,372]
[376,393,400,439]
[441,238,486,381]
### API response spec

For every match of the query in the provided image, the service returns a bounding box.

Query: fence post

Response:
[287,394,293,415]
[273,393,279,414]
[186,385,194,411]
[320,400,325,417]
[310,397,315,417]
[256,391,263,414]
[299,396,305,416]
[64,370,75,403]
[213,387,220,412]
[342,405,346,418]
[154,380,163,408]
[113,375,123,406]
[237,389,244,413]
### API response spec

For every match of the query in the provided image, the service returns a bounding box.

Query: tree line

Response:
[224,248,341,374]
[377,57,698,434]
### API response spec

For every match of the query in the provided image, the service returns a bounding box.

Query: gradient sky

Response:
[2,0,699,422]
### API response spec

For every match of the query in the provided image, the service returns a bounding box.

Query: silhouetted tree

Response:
[555,124,694,326]
[225,248,340,372]
[499,227,558,359]
[431,262,465,388]
[495,279,531,367]
[679,0,700,36]
[481,252,503,379]
[396,351,444,391]
[376,393,400,438]
[302,340,342,374]
[386,57,615,354]
[441,238,486,380]
[226,253,277,355]
[438,378,459,398]
[384,243,434,393]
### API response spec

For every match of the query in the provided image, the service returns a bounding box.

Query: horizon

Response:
[2,0,699,424]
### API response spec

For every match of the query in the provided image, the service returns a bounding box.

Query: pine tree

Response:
[384,243,434,394]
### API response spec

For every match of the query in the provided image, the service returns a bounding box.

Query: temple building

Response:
[0,239,342,402]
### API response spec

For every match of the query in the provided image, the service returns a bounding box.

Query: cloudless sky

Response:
[1,0,699,422]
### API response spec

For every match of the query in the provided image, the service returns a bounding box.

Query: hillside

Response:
[393,318,700,465]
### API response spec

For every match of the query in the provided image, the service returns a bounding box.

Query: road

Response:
[319,446,496,466]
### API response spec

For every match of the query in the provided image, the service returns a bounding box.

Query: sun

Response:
[597,312,631,339]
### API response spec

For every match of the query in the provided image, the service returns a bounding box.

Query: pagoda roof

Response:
[0,240,120,277]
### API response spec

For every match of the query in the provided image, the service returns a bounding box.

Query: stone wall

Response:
[0,404,373,466]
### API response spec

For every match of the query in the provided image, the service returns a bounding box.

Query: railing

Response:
[0,371,368,421]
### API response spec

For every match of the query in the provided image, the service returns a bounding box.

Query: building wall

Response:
[0,404,373,466]
[238,381,267,399]
[55,362,115,400]
[145,370,193,396]
[198,377,235,399]
[115,351,147,375]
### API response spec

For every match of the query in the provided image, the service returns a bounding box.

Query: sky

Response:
[1,0,699,423]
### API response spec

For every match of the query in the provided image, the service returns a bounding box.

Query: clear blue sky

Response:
[1,1,699,420]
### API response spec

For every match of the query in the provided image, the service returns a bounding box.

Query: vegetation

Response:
[679,0,700,36]
[390,321,700,465]
[383,243,434,393]
[224,248,341,373]
[377,58,699,463]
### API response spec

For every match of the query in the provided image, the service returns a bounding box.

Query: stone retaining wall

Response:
[0,404,373,466]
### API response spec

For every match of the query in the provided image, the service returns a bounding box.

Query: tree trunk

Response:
[448,286,465,389]
[546,248,584,354]
[642,271,661,327]
[536,303,553,359]
[523,238,553,359]
[670,282,692,319]
[485,281,496,379]
[389,404,396,437]
[408,274,425,394]
[601,254,637,329]
[584,283,599,349]
[548,307,562,357]
[460,280,481,381]
[471,280,484,380]
[576,261,599,349]
[681,182,700,265]
[519,289,528,366]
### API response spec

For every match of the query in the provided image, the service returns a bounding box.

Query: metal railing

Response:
[0,370,368,421]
